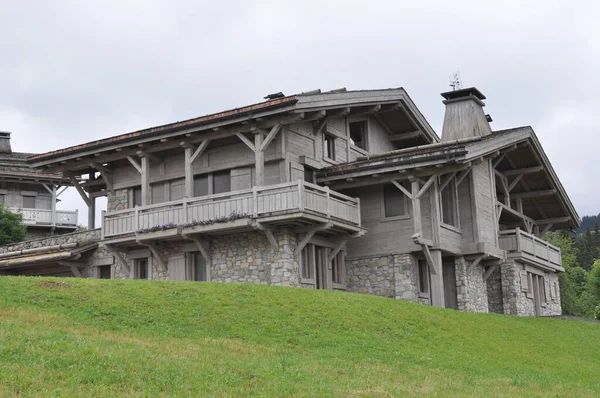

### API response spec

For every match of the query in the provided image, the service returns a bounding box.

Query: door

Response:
[442,259,458,309]
[315,247,332,290]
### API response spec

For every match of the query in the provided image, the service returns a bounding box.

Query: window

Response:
[98,265,111,279]
[418,260,429,295]
[537,275,547,304]
[323,133,336,160]
[0,194,5,206]
[331,251,345,285]
[349,120,367,150]
[213,170,231,194]
[22,196,35,208]
[301,245,315,281]
[383,184,405,218]
[132,186,142,207]
[189,252,207,281]
[440,177,459,227]
[135,258,149,280]
[304,167,315,184]
[194,175,209,197]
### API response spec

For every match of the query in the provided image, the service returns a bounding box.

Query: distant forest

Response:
[545,214,600,318]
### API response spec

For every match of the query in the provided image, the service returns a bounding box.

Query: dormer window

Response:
[349,120,367,150]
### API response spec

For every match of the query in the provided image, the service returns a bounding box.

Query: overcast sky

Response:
[1,0,599,225]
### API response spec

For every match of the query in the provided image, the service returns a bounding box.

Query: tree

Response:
[0,205,26,245]
[589,260,600,302]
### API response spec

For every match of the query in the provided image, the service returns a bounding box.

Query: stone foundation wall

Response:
[0,229,101,253]
[107,189,128,212]
[500,262,561,316]
[486,266,504,314]
[455,257,489,313]
[346,253,429,304]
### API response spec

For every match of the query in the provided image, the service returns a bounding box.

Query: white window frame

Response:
[381,183,410,221]
[348,119,368,151]
[323,131,336,162]
[439,176,460,230]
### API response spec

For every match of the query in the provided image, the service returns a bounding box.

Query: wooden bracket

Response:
[126,156,142,173]
[236,132,256,152]
[294,222,333,256]
[103,244,130,273]
[254,222,278,251]
[456,168,471,186]
[58,261,83,277]
[90,162,114,194]
[136,150,161,163]
[68,176,91,207]
[327,240,346,263]
[411,233,439,275]
[467,254,486,273]
[184,234,212,267]
[136,240,167,272]
[483,264,499,281]
[259,124,281,151]
[416,174,438,199]
[391,180,412,199]
[189,139,210,164]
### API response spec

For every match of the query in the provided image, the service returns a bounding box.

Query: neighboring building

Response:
[0,132,78,240]
[0,87,579,316]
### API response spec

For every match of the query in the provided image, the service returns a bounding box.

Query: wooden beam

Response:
[456,168,471,186]
[255,132,264,186]
[537,216,571,225]
[438,172,456,192]
[236,133,256,152]
[391,180,412,199]
[259,124,281,152]
[353,104,381,116]
[502,166,544,176]
[313,117,328,136]
[508,174,524,192]
[254,222,278,251]
[137,240,167,272]
[467,255,485,273]
[510,189,556,199]
[541,224,554,234]
[421,244,440,275]
[483,265,499,282]
[189,139,210,164]
[41,183,53,195]
[416,174,437,199]
[388,131,422,142]
[294,223,333,256]
[103,244,130,273]
[140,156,150,206]
[126,156,142,173]
[136,150,161,163]
[68,176,91,207]
[184,235,212,267]
[492,153,506,168]
[327,240,346,263]
[90,162,114,194]
[411,180,422,235]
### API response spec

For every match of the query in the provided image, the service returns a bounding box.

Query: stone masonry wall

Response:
[107,189,128,212]
[500,262,561,316]
[455,257,489,313]
[486,266,504,314]
[0,229,101,253]
[346,253,429,304]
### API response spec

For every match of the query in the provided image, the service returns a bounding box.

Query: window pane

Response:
[151,183,165,204]
[193,253,207,281]
[194,175,209,197]
[301,246,313,279]
[0,194,5,205]
[418,260,429,293]
[383,184,404,217]
[441,179,457,226]
[303,167,314,183]
[132,187,142,207]
[324,134,335,160]
[170,179,185,201]
[23,196,35,208]
[99,265,111,279]
[213,171,230,194]
[349,121,367,150]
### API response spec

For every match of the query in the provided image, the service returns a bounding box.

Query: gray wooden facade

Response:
[0,86,579,316]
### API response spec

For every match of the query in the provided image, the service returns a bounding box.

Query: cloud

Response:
[1,0,598,221]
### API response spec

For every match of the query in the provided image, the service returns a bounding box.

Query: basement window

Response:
[331,251,345,286]
[418,259,430,296]
[382,183,406,219]
[349,120,367,150]
[134,258,149,280]
[98,265,112,279]
[188,252,208,281]
[323,133,336,161]
[301,245,315,283]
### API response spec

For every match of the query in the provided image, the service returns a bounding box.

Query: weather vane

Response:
[449,72,462,91]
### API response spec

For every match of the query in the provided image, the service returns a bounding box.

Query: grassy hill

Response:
[0,277,598,397]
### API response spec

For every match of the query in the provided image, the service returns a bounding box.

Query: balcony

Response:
[102,181,362,241]
[10,207,79,228]
[498,228,563,272]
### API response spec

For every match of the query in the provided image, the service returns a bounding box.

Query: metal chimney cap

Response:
[440,87,486,101]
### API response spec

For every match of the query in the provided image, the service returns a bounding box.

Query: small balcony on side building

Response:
[10,207,79,229]
[498,228,563,272]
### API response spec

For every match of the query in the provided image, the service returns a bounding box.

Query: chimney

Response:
[0,132,12,154]
[440,87,492,142]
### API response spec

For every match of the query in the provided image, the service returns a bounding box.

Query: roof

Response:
[318,127,580,230]
[0,151,70,183]
[28,87,439,168]
[0,242,98,269]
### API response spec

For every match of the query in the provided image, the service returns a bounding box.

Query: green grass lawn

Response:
[0,277,598,397]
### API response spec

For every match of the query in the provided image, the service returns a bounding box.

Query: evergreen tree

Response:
[0,205,26,245]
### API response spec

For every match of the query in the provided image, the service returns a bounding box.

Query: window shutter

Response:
[151,183,165,204]
[170,179,185,201]
[230,167,251,191]
[213,171,231,194]
[168,254,186,281]
[520,270,529,292]
[194,175,209,197]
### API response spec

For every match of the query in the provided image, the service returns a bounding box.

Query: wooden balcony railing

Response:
[10,207,78,227]
[102,181,361,239]
[498,228,562,270]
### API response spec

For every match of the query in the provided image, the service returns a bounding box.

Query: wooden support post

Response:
[184,146,193,198]
[327,240,346,263]
[428,249,445,308]
[255,132,264,186]
[483,265,499,282]
[50,185,57,226]
[411,180,422,235]
[140,155,150,206]
[88,195,95,229]
[69,176,91,207]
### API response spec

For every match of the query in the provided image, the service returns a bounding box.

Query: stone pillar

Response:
[270,227,299,287]
[454,257,489,313]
